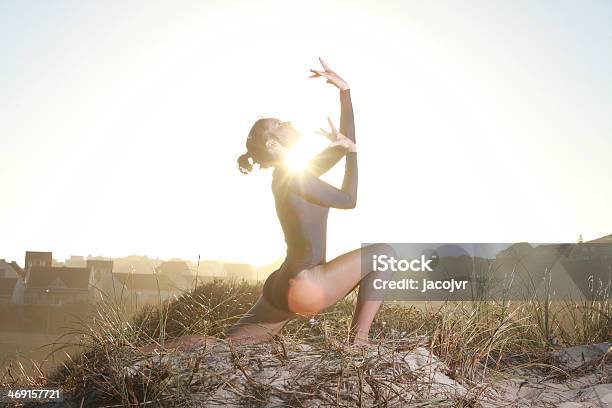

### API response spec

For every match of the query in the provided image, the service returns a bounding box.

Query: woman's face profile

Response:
[266,119,301,149]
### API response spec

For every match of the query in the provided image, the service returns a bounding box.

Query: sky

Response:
[1,0,611,267]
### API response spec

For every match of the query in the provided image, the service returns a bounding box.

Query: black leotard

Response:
[262,89,357,312]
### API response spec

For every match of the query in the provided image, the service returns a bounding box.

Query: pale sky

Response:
[1,0,611,267]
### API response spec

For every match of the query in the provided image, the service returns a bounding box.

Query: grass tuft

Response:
[1,278,609,407]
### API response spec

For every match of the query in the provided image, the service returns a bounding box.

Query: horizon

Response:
[2,251,285,269]
[5,234,611,270]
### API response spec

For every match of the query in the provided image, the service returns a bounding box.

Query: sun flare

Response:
[284,135,323,172]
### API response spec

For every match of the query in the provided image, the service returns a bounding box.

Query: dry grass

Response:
[1,278,610,407]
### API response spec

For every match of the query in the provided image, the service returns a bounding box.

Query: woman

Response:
[140,58,395,353]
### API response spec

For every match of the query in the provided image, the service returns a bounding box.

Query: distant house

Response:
[155,259,229,290]
[24,251,52,271]
[24,266,93,305]
[156,260,194,291]
[197,260,224,277]
[105,272,180,304]
[23,251,93,305]
[0,278,23,303]
[0,259,25,280]
[573,239,612,261]
[589,234,612,244]
[112,255,162,274]
[224,263,256,281]
[87,259,114,283]
[181,260,226,288]
[64,255,86,268]
[87,259,114,302]
[0,259,25,303]
[157,260,191,275]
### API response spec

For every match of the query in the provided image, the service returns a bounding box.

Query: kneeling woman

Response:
[141,58,395,353]
[224,57,396,347]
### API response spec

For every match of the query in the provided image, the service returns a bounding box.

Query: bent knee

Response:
[368,243,397,259]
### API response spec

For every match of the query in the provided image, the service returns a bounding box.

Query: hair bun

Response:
[237,152,253,174]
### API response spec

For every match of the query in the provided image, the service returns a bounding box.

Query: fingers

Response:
[327,116,339,136]
[319,57,331,71]
[310,67,335,78]
[309,69,322,78]
[309,69,332,80]
[310,58,338,85]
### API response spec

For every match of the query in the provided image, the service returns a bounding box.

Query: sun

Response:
[284,136,322,172]
[284,141,310,171]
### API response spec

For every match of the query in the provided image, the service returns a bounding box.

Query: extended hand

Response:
[309,57,350,91]
[316,116,357,153]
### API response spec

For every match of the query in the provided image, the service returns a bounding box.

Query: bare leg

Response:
[350,254,396,345]
[137,244,394,353]
[223,295,297,345]
[138,296,296,353]
[287,243,396,345]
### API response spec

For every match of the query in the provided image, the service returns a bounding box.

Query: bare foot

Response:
[348,333,372,346]
[346,335,376,353]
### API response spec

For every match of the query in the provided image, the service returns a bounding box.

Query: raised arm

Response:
[283,57,357,208]
[306,89,356,177]
[306,58,356,177]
